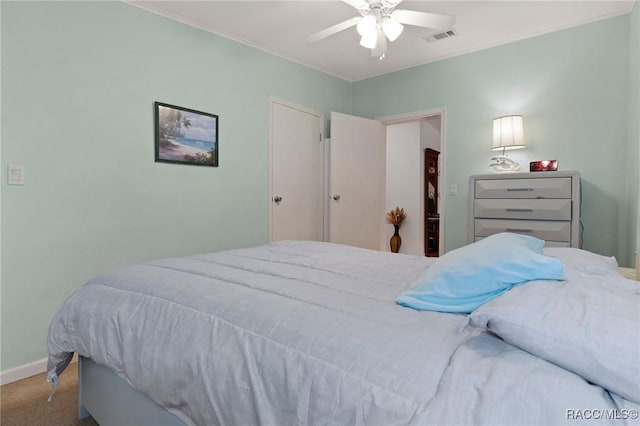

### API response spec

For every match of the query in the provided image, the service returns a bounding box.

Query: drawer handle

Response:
[507,188,534,192]
[506,208,534,212]
[506,229,533,233]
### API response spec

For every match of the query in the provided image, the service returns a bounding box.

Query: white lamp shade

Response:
[382,17,403,42]
[492,115,525,151]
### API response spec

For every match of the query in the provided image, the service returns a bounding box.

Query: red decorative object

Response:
[530,160,558,172]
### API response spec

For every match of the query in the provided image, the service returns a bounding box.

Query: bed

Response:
[47,238,640,425]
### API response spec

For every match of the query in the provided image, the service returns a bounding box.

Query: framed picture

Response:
[154,102,218,167]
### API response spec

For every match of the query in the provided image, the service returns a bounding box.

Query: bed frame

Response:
[78,357,185,426]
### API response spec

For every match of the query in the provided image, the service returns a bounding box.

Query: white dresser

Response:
[468,171,581,247]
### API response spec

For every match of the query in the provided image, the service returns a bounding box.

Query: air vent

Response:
[423,29,458,43]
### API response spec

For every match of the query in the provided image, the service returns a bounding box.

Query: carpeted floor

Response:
[0,363,98,425]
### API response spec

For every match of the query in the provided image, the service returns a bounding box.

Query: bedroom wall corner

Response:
[0,1,352,372]
[0,0,3,365]
[628,1,640,265]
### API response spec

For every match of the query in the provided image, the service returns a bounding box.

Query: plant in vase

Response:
[386,207,406,253]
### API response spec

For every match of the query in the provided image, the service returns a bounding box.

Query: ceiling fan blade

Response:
[341,0,370,11]
[391,9,455,30]
[308,16,361,42]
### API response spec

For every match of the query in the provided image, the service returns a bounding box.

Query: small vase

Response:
[390,225,401,253]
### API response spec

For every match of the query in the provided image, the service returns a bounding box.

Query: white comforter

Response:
[47,241,639,425]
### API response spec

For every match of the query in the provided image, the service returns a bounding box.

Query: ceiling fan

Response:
[308,0,455,60]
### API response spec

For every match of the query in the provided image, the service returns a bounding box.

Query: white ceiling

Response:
[125,1,634,82]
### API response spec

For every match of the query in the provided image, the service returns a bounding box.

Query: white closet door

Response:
[269,99,323,242]
[329,112,386,250]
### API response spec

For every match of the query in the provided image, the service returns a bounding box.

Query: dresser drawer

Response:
[544,241,571,248]
[474,199,572,220]
[474,219,571,242]
[475,177,572,199]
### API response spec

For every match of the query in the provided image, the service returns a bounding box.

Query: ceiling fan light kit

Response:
[357,14,377,36]
[382,16,403,42]
[360,32,377,49]
[308,0,455,60]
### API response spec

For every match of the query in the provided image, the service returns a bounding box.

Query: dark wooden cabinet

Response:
[425,148,440,257]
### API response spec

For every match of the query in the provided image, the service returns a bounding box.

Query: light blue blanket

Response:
[47,241,639,425]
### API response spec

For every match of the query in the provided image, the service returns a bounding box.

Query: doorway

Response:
[269,102,446,256]
[379,109,446,257]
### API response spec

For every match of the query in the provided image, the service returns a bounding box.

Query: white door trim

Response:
[270,96,323,118]
[377,107,446,125]
[268,96,324,242]
[377,107,447,255]
[323,137,331,242]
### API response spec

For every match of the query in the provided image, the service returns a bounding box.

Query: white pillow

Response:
[469,258,640,403]
[543,247,619,275]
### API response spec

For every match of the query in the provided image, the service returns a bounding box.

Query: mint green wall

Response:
[2,2,637,372]
[0,1,351,370]
[629,2,640,262]
[353,16,633,265]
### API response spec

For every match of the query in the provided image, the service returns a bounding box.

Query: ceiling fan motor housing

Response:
[308,0,456,60]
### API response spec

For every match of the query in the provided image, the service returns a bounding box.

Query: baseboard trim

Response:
[0,358,48,385]
[1,354,78,385]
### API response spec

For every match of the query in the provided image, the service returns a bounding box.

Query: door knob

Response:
[274,196,282,204]
[332,195,341,201]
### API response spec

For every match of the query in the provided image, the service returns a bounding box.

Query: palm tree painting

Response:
[154,102,218,167]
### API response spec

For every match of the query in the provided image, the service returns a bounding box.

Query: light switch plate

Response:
[8,164,24,185]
